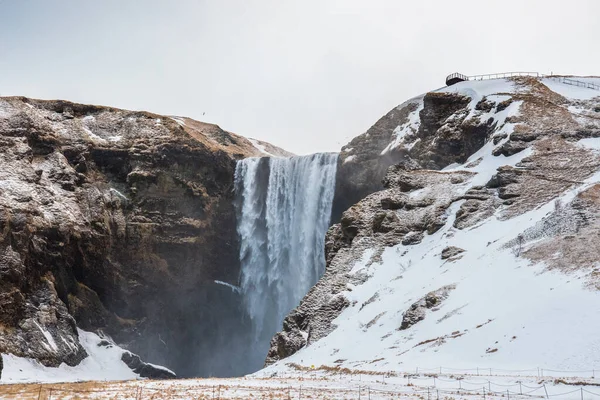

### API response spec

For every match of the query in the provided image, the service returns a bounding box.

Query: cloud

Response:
[1,0,599,154]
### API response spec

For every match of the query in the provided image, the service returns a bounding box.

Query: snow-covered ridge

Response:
[267,76,600,376]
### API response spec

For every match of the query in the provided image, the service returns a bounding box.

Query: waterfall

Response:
[234,153,338,368]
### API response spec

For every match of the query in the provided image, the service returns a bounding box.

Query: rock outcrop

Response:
[399,285,455,330]
[333,90,496,221]
[121,351,176,380]
[440,246,465,260]
[0,96,287,377]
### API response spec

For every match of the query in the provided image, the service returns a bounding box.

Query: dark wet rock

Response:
[496,99,513,112]
[486,167,520,188]
[399,285,455,330]
[441,246,465,260]
[410,93,495,169]
[493,133,508,145]
[121,351,176,380]
[492,140,529,156]
[475,97,494,112]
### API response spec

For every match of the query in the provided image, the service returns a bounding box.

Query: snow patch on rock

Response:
[1,330,139,383]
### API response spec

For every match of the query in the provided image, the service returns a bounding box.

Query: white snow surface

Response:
[578,138,600,151]
[170,116,186,127]
[439,78,517,98]
[32,321,58,353]
[381,97,424,154]
[542,77,600,100]
[1,330,138,384]
[248,137,276,156]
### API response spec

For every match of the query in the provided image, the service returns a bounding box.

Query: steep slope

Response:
[266,76,600,372]
[0,96,288,380]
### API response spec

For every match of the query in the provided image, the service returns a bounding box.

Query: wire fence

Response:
[25,384,600,400]
[283,365,599,379]
[2,367,600,400]
[546,76,600,91]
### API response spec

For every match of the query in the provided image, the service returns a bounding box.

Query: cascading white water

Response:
[234,153,338,367]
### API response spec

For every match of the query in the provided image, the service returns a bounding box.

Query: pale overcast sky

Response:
[1,0,599,154]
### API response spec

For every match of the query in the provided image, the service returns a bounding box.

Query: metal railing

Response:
[445,71,600,92]
[446,72,469,82]
[468,71,542,80]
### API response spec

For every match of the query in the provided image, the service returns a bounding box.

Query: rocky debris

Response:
[399,285,455,330]
[457,136,600,226]
[121,351,176,380]
[488,138,600,218]
[441,246,465,260]
[504,184,600,289]
[0,96,287,377]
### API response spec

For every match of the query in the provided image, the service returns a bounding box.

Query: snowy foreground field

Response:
[2,366,600,399]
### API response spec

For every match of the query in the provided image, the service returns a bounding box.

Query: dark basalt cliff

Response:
[0,97,283,377]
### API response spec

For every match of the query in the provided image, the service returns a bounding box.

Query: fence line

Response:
[3,365,600,399]
[547,76,600,91]
[2,382,599,399]
[287,365,597,378]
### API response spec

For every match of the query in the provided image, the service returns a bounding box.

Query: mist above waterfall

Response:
[234,153,338,371]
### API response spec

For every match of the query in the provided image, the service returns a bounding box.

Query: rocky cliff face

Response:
[332,90,496,221]
[0,96,286,377]
[266,76,600,368]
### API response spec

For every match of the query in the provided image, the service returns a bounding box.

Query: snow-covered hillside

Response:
[266,76,600,375]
